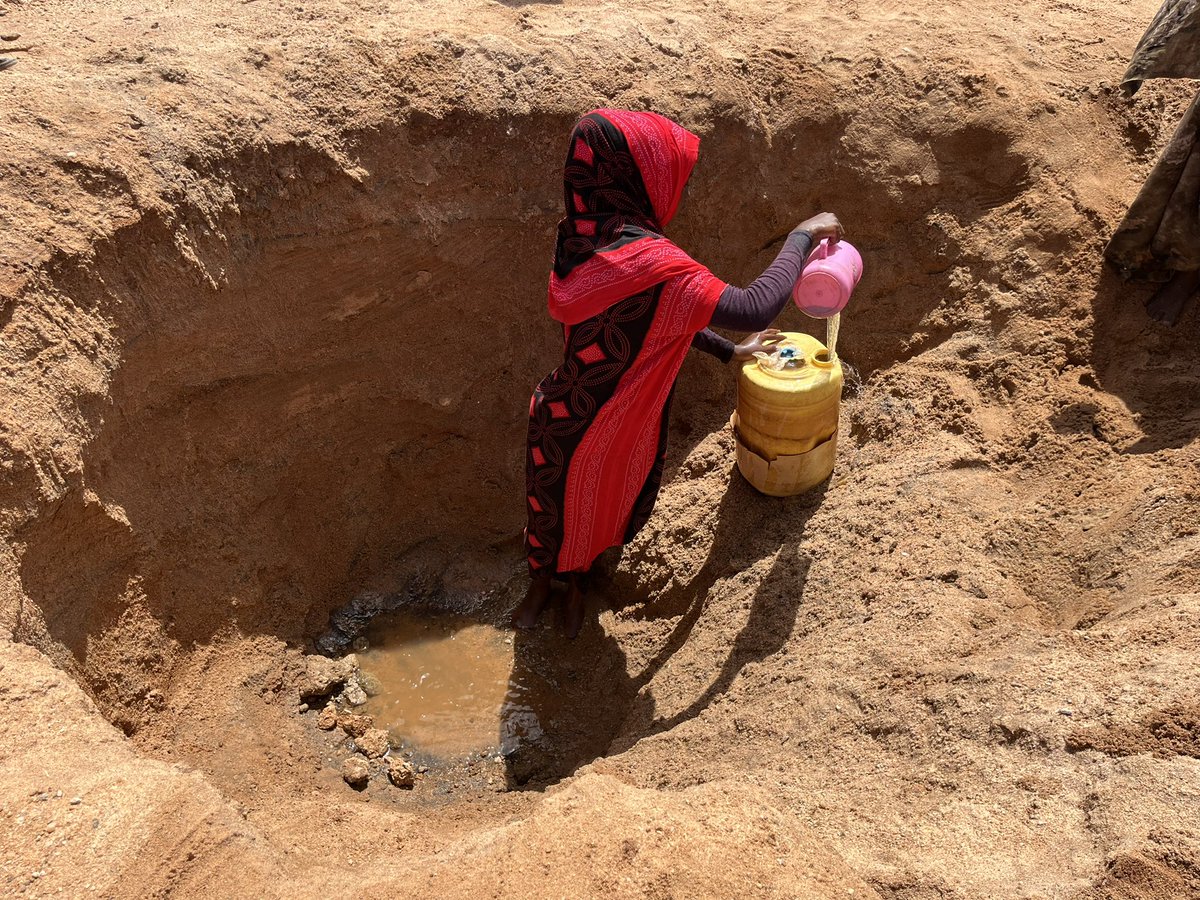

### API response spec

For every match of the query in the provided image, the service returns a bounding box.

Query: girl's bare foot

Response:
[1146,269,1199,326]
[512,574,552,629]
[560,575,586,640]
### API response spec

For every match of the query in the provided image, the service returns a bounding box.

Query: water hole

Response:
[8,110,985,740]
[355,610,542,759]
[7,109,1036,795]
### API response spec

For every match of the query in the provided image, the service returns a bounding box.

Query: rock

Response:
[342,675,368,707]
[342,757,370,790]
[317,586,450,655]
[315,592,391,655]
[357,728,391,758]
[298,656,351,701]
[316,704,338,731]
[330,592,386,636]
[337,712,374,737]
[387,758,415,788]
[314,629,350,656]
[357,670,382,697]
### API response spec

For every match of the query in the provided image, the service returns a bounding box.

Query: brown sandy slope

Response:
[1,0,1199,898]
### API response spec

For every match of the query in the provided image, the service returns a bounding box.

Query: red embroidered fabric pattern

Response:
[525,110,725,575]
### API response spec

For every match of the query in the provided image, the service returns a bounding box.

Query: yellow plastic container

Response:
[733,332,842,497]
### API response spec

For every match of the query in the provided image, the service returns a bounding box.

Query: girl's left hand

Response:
[733,329,784,362]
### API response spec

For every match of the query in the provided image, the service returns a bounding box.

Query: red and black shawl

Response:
[525,109,726,575]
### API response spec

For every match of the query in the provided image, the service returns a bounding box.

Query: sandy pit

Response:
[1,0,1199,897]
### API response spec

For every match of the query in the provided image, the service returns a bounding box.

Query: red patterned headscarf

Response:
[547,109,716,325]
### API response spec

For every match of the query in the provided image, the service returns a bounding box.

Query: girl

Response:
[516,109,843,638]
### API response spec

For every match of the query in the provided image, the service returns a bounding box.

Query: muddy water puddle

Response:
[356,611,543,759]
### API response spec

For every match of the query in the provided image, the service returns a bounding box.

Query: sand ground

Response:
[1,0,1198,897]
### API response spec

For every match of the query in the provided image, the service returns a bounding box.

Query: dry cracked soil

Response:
[1,0,1199,898]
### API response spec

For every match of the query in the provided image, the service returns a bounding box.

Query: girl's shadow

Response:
[501,589,634,788]
[500,467,828,788]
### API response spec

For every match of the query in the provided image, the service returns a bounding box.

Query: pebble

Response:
[316,704,339,731]
[356,728,390,759]
[337,712,374,737]
[341,757,370,790]
[69,798,81,806]
[357,670,382,697]
[342,677,368,707]
[387,758,416,788]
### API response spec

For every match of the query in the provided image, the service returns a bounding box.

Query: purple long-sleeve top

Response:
[690,230,814,363]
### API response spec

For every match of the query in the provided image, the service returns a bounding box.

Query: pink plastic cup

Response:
[792,239,862,318]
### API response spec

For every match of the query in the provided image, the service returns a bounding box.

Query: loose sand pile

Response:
[1,0,1198,897]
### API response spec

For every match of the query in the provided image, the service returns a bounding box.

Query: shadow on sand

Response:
[502,467,826,788]
[1089,267,1200,453]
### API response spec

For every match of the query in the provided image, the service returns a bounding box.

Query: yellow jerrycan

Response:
[731,331,842,497]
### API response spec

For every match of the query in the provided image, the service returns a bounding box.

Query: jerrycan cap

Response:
[752,343,836,378]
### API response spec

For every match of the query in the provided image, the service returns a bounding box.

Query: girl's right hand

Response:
[795,212,844,245]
